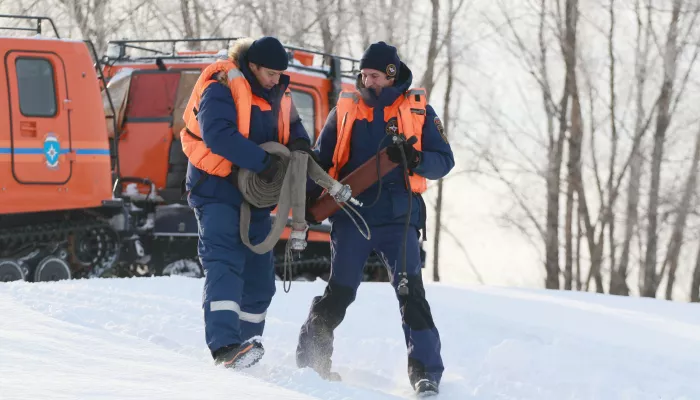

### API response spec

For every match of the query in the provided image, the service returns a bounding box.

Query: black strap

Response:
[185,127,202,141]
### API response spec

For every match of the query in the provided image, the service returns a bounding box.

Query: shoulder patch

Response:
[434,116,448,143]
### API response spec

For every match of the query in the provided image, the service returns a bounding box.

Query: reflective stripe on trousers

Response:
[210,300,267,323]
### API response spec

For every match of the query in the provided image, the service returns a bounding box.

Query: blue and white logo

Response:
[43,133,60,169]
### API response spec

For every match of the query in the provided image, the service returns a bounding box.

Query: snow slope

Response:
[1,277,699,400]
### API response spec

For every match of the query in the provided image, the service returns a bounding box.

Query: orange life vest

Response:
[328,88,428,194]
[180,59,292,177]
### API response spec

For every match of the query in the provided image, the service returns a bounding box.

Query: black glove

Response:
[304,202,320,225]
[386,138,421,171]
[303,186,323,225]
[288,138,320,164]
[258,153,282,183]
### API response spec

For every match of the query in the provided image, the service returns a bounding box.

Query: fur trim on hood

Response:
[227,38,255,65]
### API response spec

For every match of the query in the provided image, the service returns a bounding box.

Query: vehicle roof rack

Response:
[0,14,60,38]
[102,37,360,80]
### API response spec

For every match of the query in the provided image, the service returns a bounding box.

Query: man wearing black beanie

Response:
[179,36,316,371]
[358,41,401,94]
[296,40,454,396]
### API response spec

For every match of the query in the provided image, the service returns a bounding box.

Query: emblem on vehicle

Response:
[43,132,60,170]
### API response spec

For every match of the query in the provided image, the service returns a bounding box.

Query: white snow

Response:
[1,277,699,399]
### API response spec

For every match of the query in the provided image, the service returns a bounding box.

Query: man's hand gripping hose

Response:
[236,141,369,293]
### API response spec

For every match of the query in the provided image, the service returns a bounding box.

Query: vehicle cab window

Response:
[291,89,316,143]
[16,58,57,117]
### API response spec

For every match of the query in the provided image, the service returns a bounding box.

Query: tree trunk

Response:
[614,146,642,296]
[565,0,582,288]
[564,166,574,290]
[576,205,582,290]
[544,0,574,290]
[607,0,618,283]
[564,4,579,290]
[180,0,198,49]
[425,0,450,281]
[316,0,335,54]
[420,0,440,94]
[691,242,700,302]
[432,179,443,282]
[613,0,651,296]
[545,122,564,289]
[663,124,700,300]
[642,0,681,298]
[430,0,461,282]
[58,0,108,54]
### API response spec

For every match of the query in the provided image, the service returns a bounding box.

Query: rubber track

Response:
[0,219,110,244]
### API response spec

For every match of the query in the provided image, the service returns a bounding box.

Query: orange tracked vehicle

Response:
[0,15,124,282]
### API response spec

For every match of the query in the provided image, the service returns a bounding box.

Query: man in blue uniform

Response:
[182,36,315,369]
[296,41,454,395]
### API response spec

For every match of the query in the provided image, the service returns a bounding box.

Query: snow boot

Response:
[213,337,265,369]
[319,370,342,382]
[413,379,439,397]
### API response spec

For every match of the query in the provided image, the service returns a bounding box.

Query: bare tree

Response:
[238,0,296,37]
[611,0,652,296]
[431,0,467,282]
[662,124,700,300]
[691,242,700,302]
[286,0,314,47]
[56,0,108,53]
[315,0,341,53]
[543,0,569,290]
[564,176,575,290]
[179,0,203,49]
[430,0,445,282]
[459,0,700,299]
[562,0,581,291]
[560,0,610,294]
[642,0,683,297]
[606,0,618,284]
[576,203,583,290]
[420,0,440,93]
[481,0,567,289]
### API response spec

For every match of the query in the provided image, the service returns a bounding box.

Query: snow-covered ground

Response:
[2,276,699,400]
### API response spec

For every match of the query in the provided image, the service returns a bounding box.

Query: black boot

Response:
[296,283,355,381]
[413,379,439,397]
[213,337,265,369]
[296,312,342,381]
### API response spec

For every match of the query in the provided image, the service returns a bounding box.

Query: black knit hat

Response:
[359,41,400,78]
[247,36,289,71]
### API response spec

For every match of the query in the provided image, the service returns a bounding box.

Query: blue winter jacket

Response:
[312,62,455,230]
[186,51,311,214]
